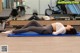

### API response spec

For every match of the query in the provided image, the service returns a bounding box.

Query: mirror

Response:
[2,0,80,20]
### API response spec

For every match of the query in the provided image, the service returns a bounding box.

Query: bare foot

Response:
[2,30,12,34]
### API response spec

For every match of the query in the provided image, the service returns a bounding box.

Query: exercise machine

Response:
[45,4,61,16]
[0,9,11,29]
[28,11,41,20]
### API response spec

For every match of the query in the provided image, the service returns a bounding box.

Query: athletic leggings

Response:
[12,20,53,34]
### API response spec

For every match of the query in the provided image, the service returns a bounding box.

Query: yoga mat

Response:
[8,32,80,37]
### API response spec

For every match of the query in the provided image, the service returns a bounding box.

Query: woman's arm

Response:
[52,28,65,35]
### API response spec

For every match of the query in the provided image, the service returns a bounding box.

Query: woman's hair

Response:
[66,28,77,34]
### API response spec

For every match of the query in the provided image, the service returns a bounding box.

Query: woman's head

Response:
[65,25,77,34]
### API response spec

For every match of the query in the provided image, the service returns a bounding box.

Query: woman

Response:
[2,20,77,35]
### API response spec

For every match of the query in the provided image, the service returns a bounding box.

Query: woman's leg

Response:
[12,26,50,34]
[12,28,30,34]
[21,20,42,29]
[27,27,50,34]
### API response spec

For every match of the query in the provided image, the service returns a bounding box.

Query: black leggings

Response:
[12,20,53,34]
[21,20,42,29]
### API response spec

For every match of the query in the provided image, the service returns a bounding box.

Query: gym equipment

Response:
[73,4,80,14]
[77,4,80,10]
[16,6,26,16]
[66,4,80,19]
[66,4,77,14]
[0,9,11,29]
[45,4,61,16]
[67,4,80,14]
[8,32,80,37]
[28,12,40,20]
[11,9,18,18]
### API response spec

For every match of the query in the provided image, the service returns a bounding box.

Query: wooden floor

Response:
[0,33,80,53]
[0,14,80,53]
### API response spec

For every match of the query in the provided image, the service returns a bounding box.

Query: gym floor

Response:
[0,33,80,53]
[0,14,80,53]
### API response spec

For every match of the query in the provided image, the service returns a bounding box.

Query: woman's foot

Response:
[1,30,12,34]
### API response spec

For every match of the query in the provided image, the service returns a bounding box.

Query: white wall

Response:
[40,0,50,14]
[51,0,57,7]
[75,0,80,2]
[25,0,39,14]
[24,0,57,14]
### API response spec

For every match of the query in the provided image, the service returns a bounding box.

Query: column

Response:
[0,0,2,12]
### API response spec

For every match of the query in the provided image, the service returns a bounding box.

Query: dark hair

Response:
[66,28,77,34]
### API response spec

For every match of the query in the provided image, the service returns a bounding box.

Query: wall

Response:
[24,0,39,14]
[39,0,50,14]
[2,0,7,9]
[75,0,80,2]
[25,0,57,14]
[21,0,80,14]
[40,0,57,14]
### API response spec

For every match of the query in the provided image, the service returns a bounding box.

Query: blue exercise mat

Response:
[8,32,80,37]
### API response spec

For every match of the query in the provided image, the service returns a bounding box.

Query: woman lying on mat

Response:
[2,20,77,35]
